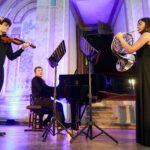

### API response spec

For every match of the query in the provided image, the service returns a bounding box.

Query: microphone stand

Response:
[42,40,72,141]
[42,65,72,141]
[70,56,118,143]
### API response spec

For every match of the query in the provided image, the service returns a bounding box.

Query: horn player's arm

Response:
[116,32,150,54]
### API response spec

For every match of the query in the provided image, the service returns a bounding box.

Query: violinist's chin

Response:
[2,31,7,34]
[1,28,8,34]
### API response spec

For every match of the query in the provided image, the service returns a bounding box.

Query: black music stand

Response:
[42,40,72,141]
[70,37,118,143]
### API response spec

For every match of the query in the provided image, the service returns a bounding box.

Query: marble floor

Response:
[0,125,149,150]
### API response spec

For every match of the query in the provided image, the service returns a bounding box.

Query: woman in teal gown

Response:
[116,17,150,146]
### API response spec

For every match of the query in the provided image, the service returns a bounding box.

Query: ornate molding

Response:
[0,0,36,22]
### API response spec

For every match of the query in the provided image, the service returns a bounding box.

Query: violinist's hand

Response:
[0,17,4,22]
[21,42,31,50]
[115,32,123,40]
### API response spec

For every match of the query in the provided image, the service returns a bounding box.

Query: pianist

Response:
[31,66,69,128]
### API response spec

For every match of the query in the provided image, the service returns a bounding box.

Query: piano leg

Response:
[70,101,80,130]
[70,101,88,131]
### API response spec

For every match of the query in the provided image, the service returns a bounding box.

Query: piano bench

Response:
[25,105,49,132]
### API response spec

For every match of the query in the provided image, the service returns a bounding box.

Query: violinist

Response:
[0,17,31,92]
[0,17,31,136]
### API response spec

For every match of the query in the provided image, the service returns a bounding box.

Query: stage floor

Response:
[0,125,148,150]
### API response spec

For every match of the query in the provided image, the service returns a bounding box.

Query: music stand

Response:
[42,40,72,141]
[70,37,118,143]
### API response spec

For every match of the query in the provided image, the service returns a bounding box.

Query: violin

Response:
[0,35,36,48]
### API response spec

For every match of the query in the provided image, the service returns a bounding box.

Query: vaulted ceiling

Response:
[1,0,122,28]
[70,0,122,27]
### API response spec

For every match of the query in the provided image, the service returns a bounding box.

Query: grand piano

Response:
[45,35,136,130]
[57,72,135,129]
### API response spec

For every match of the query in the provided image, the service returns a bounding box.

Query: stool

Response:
[25,105,49,131]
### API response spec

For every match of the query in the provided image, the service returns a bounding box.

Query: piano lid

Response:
[58,73,135,97]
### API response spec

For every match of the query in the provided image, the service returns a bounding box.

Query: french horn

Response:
[111,32,135,72]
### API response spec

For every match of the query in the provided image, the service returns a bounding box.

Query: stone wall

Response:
[0,0,77,121]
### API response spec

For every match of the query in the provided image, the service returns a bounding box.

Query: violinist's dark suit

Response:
[0,37,24,91]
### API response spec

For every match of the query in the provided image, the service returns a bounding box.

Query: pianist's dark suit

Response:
[31,76,65,126]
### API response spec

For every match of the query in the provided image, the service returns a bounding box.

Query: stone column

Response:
[142,0,150,17]
[34,0,70,86]
[34,0,53,84]
[53,0,69,76]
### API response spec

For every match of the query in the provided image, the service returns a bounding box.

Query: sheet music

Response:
[48,40,66,68]
[80,36,100,63]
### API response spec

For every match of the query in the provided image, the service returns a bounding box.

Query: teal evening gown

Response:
[136,45,150,146]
